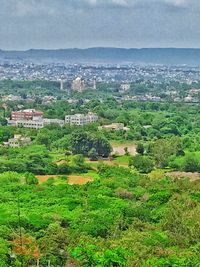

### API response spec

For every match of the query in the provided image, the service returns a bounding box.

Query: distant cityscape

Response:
[0,62,200,83]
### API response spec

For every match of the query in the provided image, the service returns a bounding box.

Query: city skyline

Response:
[0,0,200,50]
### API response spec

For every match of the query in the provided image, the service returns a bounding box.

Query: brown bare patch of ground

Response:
[36,175,93,185]
[56,159,67,165]
[112,144,136,156]
[68,175,93,185]
[36,175,56,183]
[165,171,200,181]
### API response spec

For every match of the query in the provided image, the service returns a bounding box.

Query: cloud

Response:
[164,0,187,7]
[70,0,189,8]
[0,0,199,50]
[0,0,191,17]
[60,0,139,9]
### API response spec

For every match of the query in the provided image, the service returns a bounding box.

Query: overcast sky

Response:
[0,0,199,50]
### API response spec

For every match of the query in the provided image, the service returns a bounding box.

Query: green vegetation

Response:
[0,166,200,266]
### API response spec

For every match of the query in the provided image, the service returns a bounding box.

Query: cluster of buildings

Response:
[184,88,200,103]
[7,109,98,129]
[120,94,162,102]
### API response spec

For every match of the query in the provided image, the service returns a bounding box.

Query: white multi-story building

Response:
[8,117,44,129]
[7,117,65,129]
[65,112,98,126]
[43,118,65,127]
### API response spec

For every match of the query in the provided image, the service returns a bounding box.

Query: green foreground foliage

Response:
[0,166,200,266]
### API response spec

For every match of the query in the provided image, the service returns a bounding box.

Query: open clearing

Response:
[36,175,93,185]
[68,175,93,185]
[111,142,136,156]
[165,171,200,181]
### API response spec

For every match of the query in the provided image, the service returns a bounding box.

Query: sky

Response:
[0,0,200,50]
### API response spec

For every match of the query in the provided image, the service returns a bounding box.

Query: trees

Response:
[136,143,145,155]
[38,223,68,266]
[183,153,200,172]
[70,132,112,158]
[88,148,98,161]
[149,137,182,168]
[24,172,38,185]
[162,194,200,246]
[70,244,129,267]
[35,133,51,149]
[129,155,154,173]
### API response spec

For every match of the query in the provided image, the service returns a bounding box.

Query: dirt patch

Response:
[36,175,93,185]
[56,160,67,166]
[36,175,57,183]
[112,144,136,156]
[68,175,93,185]
[165,171,200,181]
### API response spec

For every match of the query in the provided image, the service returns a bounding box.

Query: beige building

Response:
[99,123,130,131]
[4,134,31,148]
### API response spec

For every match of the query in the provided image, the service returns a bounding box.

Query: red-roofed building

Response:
[11,109,43,121]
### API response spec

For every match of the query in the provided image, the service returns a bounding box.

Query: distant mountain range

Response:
[0,48,200,65]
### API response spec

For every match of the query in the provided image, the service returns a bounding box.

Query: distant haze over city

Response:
[1,48,200,65]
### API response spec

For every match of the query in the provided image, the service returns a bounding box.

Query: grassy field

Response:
[113,155,130,166]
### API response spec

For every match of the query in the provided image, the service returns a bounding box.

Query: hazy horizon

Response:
[2,47,200,52]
